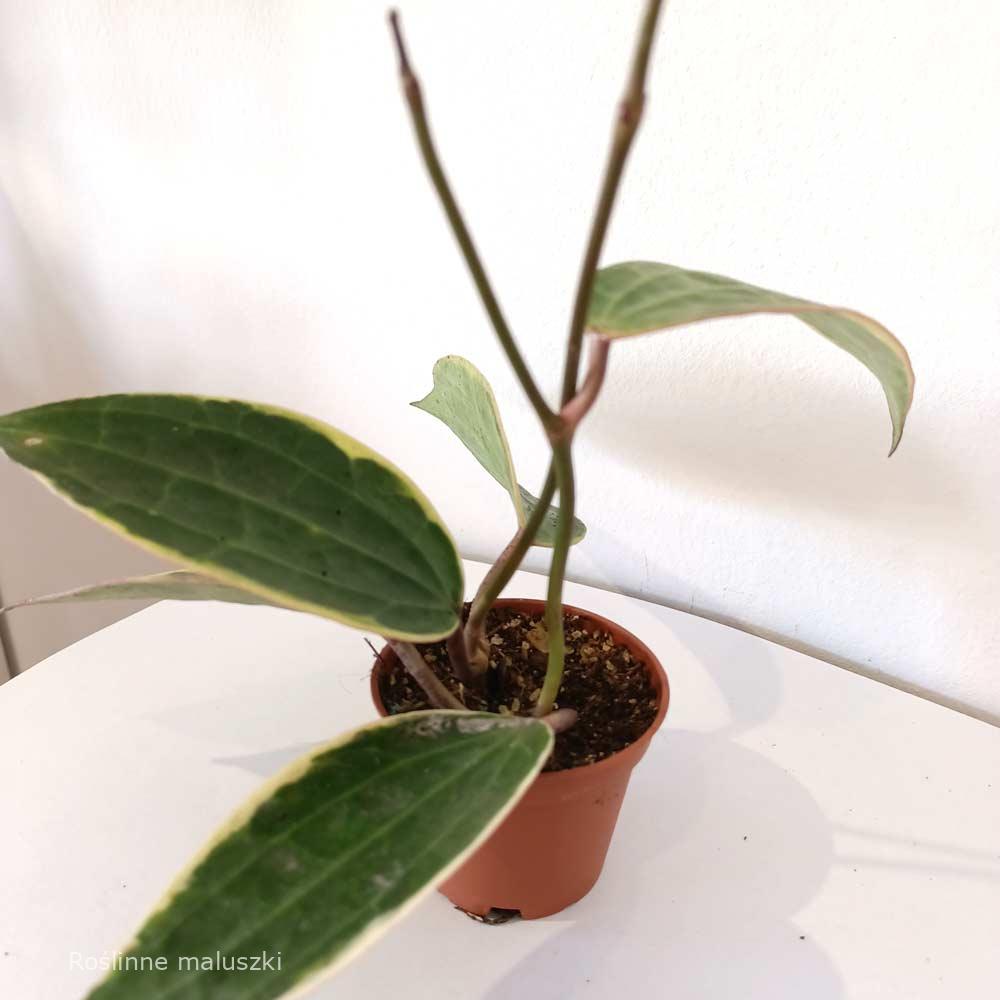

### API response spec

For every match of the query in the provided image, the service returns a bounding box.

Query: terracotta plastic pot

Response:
[371,598,670,919]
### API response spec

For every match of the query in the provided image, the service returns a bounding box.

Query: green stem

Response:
[539,0,666,714]
[535,443,574,716]
[464,468,557,662]
[388,11,557,434]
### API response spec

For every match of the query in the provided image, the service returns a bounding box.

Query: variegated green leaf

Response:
[0,395,463,640]
[589,261,914,453]
[412,356,586,545]
[85,711,553,1000]
[1,570,271,613]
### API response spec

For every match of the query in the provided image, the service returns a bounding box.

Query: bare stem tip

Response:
[387,9,411,74]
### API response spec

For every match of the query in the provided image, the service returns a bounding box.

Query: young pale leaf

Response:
[1,570,272,613]
[85,711,553,1000]
[589,261,915,453]
[412,356,586,545]
[0,396,463,640]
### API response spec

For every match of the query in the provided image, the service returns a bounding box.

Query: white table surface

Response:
[1,560,997,1000]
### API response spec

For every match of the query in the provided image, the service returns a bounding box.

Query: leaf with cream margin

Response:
[589,261,914,454]
[84,710,553,1000]
[0,395,463,640]
[412,356,586,545]
[0,570,273,613]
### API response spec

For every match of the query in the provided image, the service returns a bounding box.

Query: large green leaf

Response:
[1,570,271,613]
[412,356,586,545]
[0,395,463,640]
[85,711,553,1000]
[589,261,915,453]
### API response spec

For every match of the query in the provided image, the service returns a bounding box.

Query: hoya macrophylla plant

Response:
[0,0,916,997]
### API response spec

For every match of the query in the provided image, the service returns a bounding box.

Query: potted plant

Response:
[0,2,913,998]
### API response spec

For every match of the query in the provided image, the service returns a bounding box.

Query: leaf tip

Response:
[887,381,914,458]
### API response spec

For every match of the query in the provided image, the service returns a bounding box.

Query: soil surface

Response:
[377,605,659,772]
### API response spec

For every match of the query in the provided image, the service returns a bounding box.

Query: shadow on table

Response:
[213,742,320,776]
[479,722,842,1000]
[470,571,842,998]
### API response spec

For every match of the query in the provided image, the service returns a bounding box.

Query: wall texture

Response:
[0,2,996,719]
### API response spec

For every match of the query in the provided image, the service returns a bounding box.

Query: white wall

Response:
[0,1,997,720]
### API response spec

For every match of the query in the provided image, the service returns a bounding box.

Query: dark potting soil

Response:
[376,605,659,772]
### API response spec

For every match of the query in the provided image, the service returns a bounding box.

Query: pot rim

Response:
[370,597,670,786]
